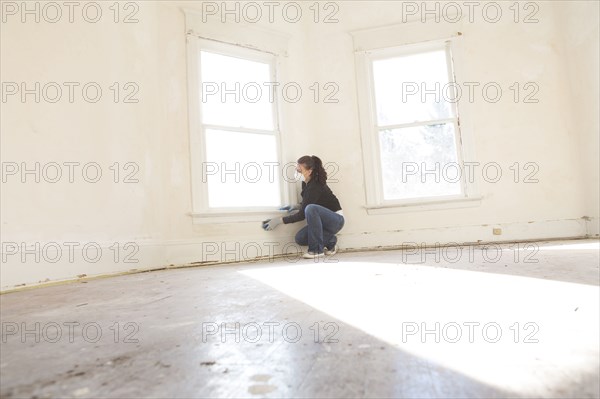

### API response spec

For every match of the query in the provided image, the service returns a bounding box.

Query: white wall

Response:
[1,5,168,288]
[556,0,600,236]
[1,1,597,290]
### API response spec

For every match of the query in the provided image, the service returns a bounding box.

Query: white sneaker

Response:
[302,251,325,259]
[324,245,338,256]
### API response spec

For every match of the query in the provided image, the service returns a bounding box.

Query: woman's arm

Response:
[282,183,322,224]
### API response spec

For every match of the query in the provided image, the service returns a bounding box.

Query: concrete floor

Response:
[1,239,599,398]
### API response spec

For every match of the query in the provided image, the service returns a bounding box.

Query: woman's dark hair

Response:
[297,155,327,185]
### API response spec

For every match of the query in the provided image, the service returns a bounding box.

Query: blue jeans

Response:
[295,204,345,253]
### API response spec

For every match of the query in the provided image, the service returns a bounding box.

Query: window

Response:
[187,39,287,220]
[373,46,461,201]
[355,38,479,211]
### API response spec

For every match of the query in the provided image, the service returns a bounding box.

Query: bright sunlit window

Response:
[192,41,283,211]
[200,49,281,208]
[367,41,466,203]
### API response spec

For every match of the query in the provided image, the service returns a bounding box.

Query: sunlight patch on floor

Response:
[241,260,599,396]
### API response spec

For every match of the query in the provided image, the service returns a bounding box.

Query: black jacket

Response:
[282,179,342,224]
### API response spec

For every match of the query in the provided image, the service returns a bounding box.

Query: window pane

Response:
[205,129,280,208]
[200,51,274,130]
[379,123,462,200]
[372,50,454,126]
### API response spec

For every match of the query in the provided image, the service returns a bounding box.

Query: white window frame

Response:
[186,37,290,224]
[354,37,481,214]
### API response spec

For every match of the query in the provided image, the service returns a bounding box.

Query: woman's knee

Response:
[305,204,319,216]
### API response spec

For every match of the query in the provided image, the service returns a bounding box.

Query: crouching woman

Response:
[263,155,344,259]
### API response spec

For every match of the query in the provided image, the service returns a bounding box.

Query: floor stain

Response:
[248,384,277,395]
[106,355,131,366]
[200,361,216,366]
[248,375,275,395]
[72,387,90,396]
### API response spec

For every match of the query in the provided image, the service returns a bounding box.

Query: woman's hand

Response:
[262,217,283,231]
[279,204,300,213]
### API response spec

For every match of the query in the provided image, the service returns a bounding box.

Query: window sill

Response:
[365,196,482,215]
[189,210,287,224]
